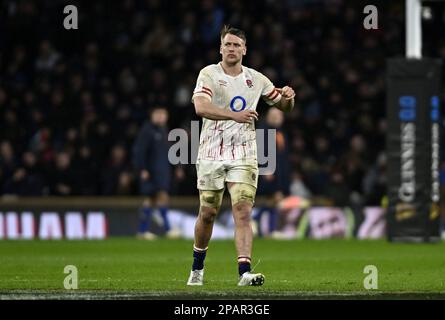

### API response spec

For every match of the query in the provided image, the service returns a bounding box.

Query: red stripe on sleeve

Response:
[202,86,213,95]
[195,90,212,98]
[267,88,277,98]
[270,90,280,101]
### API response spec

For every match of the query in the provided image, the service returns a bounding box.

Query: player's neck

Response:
[220,61,243,77]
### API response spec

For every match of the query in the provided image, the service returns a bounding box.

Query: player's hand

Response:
[231,109,258,123]
[277,86,295,100]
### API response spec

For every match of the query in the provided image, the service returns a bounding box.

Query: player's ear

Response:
[243,46,247,56]
[220,44,223,55]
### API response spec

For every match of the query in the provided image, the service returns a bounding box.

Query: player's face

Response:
[220,34,246,65]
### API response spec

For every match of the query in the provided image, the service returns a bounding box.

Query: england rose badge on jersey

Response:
[246,79,253,88]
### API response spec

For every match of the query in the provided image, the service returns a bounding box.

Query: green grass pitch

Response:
[0,238,444,299]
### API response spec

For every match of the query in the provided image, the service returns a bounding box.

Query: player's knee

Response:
[199,207,218,224]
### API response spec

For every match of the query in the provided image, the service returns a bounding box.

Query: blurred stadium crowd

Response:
[0,0,444,207]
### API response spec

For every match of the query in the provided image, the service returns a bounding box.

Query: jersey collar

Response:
[218,62,244,79]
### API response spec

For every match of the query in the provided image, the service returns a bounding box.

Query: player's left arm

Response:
[273,86,295,113]
[260,73,295,113]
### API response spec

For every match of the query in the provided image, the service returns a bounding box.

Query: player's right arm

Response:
[194,96,258,123]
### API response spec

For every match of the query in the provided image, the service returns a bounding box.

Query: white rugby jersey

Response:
[192,63,282,161]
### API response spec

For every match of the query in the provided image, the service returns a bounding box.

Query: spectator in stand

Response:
[47,151,77,196]
[0,141,17,188]
[101,144,134,195]
[3,151,46,196]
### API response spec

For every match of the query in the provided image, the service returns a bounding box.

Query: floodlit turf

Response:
[0,238,444,299]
